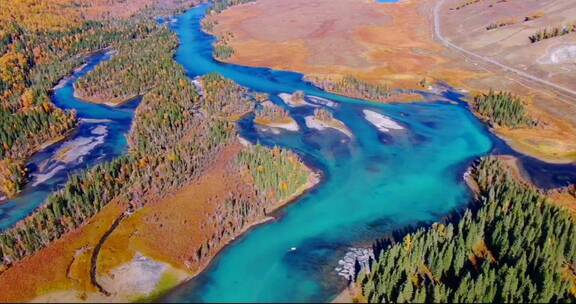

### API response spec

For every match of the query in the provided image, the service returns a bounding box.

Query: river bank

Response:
[73,90,141,107]
[161,4,576,301]
[0,51,139,230]
[0,139,320,303]
[206,0,576,165]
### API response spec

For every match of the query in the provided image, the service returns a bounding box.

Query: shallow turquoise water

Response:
[0,52,138,230]
[163,5,492,302]
[0,1,571,302]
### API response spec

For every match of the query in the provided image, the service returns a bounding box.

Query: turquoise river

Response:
[164,4,491,302]
[2,2,575,303]
[163,3,576,302]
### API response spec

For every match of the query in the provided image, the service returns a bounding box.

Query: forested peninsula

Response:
[358,157,576,303]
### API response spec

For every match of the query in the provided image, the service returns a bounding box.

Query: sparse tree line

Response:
[471,90,535,128]
[486,19,516,31]
[211,30,236,61]
[202,18,218,33]
[449,0,480,11]
[208,0,257,14]
[529,22,576,43]
[255,101,291,122]
[359,157,576,303]
[486,12,544,31]
[193,190,259,264]
[310,75,392,103]
[314,108,334,122]
[202,10,238,61]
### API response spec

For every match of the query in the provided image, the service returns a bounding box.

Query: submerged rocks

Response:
[336,247,375,282]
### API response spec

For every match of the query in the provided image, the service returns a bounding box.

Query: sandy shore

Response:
[278,93,315,107]
[304,116,353,138]
[255,118,300,132]
[307,95,338,108]
[362,109,404,132]
[73,90,140,107]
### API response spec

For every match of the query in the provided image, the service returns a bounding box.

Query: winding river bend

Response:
[0,52,139,230]
[164,4,574,302]
[1,2,575,302]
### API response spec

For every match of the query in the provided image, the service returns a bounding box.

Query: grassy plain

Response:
[209,0,576,163]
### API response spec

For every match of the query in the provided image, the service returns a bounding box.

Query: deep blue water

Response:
[0,52,139,230]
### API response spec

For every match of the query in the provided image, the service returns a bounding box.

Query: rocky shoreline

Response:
[335,247,375,282]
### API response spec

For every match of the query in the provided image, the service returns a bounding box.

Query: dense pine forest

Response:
[359,157,576,303]
[310,75,392,102]
[472,90,535,128]
[255,101,292,123]
[200,72,254,118]
[0,18,313,272]
[75,27,178,105]
[0,0,183,199]
[238,145,311,203]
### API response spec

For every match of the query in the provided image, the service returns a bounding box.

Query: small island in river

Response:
[305,108,353,138]
[254,100,300,131]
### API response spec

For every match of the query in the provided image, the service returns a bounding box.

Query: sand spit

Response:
[305,116,353,138]
[307,95,338,108]
[30,125,108,187]
[257,119,300,132]
[278,93,316,107]
[79,118,113,124]
[362,109,404,132]
[31,165,66,187]
[98,253,188,301]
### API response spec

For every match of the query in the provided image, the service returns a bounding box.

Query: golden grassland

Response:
[548,191,576,217]
[208,0,474,90]
[209,0,576,164]
[0,141,319,302]
[0,200,125,302]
